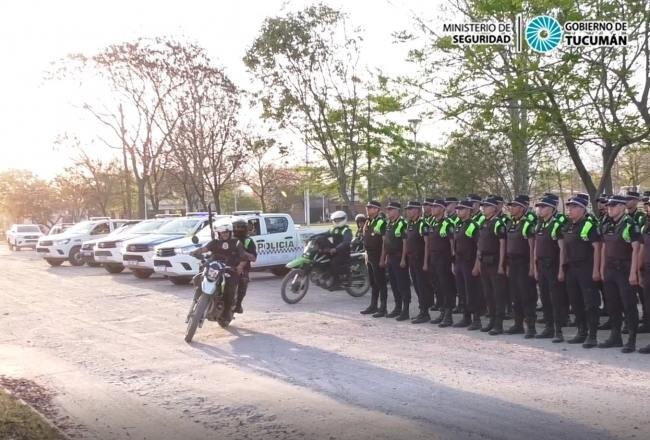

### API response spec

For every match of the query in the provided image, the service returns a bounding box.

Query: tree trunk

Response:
[136,178,146,218]
[601,144,614,195]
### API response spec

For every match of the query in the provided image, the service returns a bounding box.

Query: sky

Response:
[0,0,447,179]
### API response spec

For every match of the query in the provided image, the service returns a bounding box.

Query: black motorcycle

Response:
[280,232,369,304]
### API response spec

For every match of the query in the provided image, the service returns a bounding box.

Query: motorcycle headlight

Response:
[55,239,71,245]
[206,267,220,281]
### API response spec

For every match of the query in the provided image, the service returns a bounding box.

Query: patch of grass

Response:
[0,389,65,440]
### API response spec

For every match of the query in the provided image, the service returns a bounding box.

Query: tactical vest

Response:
[454,219,478,261]
[363,216,385,255]
[563,217,596,264]
[405,218,426,260]
[384,218,407,256]
[428,216,452,256]
[506,216,532,258]
[643,222,650,265]
[477,215,503,256]
[603,215,635,261]
[329,225,351,246]
[535,217,561,260]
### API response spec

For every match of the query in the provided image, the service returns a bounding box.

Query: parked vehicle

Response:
[36,218,135,267]
[5,224,44,250]
[280,232,369,304]
[121,214,222,279]
[153,211,328,285]
[47,223,74,236]
[80,222,141,267]
[93,217,176,274]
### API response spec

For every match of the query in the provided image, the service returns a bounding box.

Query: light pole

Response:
[304,144,311,225]
[408,117,422,198]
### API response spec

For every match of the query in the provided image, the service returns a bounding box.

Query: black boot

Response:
[638,343,650,354]
[598,318,612,331]
[524,318,537,339]
[386,305,402,318]
[372,304,387,318]
[552,323,564,343]
[453,312,471,328]
[467,313,482,331]
[567,323,587,344]
[430,311,445,324]
[598,324,623,348]
[395,303,410,321]
[622,330,636,353]
[582,310,599,348]
[506,319,525,335]
[637,319,650,334]
[535,324,554,339]
[481,318,494,333]
[439,309,453,327]
[412,310,431,324]
[488,318,503,335]
[360,303,378,315]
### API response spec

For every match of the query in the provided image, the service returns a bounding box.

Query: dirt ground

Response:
[1,245,650,440]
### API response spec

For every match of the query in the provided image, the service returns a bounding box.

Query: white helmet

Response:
[213,222,233,235]
[330,210,348,227]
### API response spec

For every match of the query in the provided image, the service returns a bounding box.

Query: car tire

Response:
[104,263,125,274]
[170,276,192,286]
[46,259,63,267]
[132,268,153,279]
[68,246,84,266]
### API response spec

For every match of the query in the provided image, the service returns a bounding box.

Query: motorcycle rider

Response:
[191,222,249,322]
[327,210,353,286]
[352,213,367,253]
[232,219,258,314]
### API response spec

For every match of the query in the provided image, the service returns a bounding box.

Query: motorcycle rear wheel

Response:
[280,268,310,304]
[185,294,210,343]
[345,261,370,297]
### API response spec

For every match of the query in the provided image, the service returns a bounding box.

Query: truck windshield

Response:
[17,226,41,233]
[64,221,95,234]
[156,218,204,235]
[127,219,170,234]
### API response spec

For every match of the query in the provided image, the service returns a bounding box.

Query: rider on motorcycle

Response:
[351,213,367,252]
[191,222,249,322]
[327,210,353,285]
[232,219,257,314]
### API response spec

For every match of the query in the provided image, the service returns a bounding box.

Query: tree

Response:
[244,4,368,213]
[0,170,59,226]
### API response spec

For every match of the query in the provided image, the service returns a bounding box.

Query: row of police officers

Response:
[358,190,650,353]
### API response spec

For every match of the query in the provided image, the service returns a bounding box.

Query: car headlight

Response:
[174,245,197,255]
[55,239,71,245]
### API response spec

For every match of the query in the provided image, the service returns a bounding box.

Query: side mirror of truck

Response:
[191,235,199,244]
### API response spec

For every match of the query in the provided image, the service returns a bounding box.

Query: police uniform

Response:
[534,196,566,340]
[453,200,482,329]
[477,197,507,334]
[505,195,537,337]
[204,237,247,321]
[328,223,353,280]
[600,195,640,352]
[405,201,433,323]
[423,198,441,312]
[639,197,650,353]
[235,235,258,312]
[361,201,389,317]
[626,191,648,332]
[426,199,455,327]
[383,202,411,320]
[596,195,613,329]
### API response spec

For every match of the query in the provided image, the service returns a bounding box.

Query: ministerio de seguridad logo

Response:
[443,14,628,53]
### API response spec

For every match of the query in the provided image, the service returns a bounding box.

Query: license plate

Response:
[82,251,92,256]
[130,261,141,266]
[95,256,108,261]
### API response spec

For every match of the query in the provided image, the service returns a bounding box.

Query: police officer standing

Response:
[452,200,482,329]
[533,196,565,340]
[405,201,433,324]
[476,197,507,334]
[422,198,440,312]
[424,199,455,327]
[625,190,648,333]
[360,201,389,318]
[638,196,650,353]
[505,195,537,338]
[599,195,641,353]
[381,202,411,320]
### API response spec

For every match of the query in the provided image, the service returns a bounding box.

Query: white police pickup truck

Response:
[36,217,135,267]
[152,212,327,285]
[80,221,141,267]
[92,217,177,274]
[121,214,226,279]
[5,224,44,250]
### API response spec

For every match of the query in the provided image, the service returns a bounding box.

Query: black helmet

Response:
[354,213,367,223]
[232,219,248,236]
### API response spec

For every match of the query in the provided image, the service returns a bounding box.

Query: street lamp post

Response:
[408,117,422,198]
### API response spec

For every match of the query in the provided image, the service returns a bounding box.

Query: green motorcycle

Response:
[280,233,369,304]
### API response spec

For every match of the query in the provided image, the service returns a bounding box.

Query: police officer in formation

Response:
[355,192,649,353]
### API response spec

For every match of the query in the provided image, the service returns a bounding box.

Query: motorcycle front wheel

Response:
[345,260,370,297]
[280,268,310,304]
[185,293,210,343]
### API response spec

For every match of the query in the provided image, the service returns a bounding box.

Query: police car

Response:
[5,224,44,250]
[92,217,177,274]
[80,221,142,267]
[152,212,326,285]
[121,213,224,279]
[36,217,134,267]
